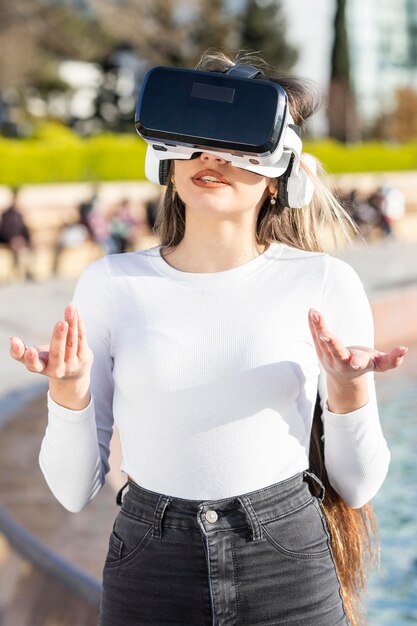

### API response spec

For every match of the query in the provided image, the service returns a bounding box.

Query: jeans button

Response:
[205,509,218,523]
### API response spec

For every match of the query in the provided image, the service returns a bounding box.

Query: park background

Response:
[0,1,417,625]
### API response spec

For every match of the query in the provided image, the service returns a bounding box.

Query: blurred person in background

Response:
[52,219,90,275]
[342,188,381,240]
[9,51,408,626]
[78,187,116,254]
[0,187,33,280]
[108,197,140,253]
[370,185,406,239]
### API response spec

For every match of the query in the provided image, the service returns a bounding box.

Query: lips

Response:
[192,169,230,186]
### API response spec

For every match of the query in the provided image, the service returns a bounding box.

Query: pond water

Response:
[365,345,417,625]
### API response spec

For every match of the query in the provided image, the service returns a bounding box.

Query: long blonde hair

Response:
[153,49,377,626]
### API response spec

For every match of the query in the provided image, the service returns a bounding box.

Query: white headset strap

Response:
[283,113,302,174]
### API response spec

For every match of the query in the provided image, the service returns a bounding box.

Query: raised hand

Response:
[9,303,92,380]
[9,304,93,411]
[308,308,408,380]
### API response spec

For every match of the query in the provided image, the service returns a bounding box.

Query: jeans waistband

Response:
[115,471,325,543]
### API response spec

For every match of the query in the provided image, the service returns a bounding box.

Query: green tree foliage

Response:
[239,0,298,70]
[0,0,298,87]
[0,0,301,137]
[94,0,191,67]
[190,0,235,61]
[0,0,113,88]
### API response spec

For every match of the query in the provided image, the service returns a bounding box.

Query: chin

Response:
[184,192,236,213]
[192,200,239,215]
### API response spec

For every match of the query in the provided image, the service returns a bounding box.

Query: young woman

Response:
[9,51,407,626]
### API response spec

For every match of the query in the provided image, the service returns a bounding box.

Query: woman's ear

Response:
[267,179,278,195]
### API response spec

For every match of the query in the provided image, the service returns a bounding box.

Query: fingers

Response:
[308,309,324,360]
[48,319,69,375]
[374,346,408,372]
[320,333,351,362]
[64,304,78,362]
[395,346,409,361]
[23,346,47,373]
[49,304,88,377]
[9,336,26,361]
[76,307,88,358]
[309,309,350,364]
[309,308,410,376]
[9,336,46,373]
[348,351,373,370]
[9,303,88,379]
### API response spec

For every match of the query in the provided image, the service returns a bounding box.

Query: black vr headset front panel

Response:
[135,67,288,155]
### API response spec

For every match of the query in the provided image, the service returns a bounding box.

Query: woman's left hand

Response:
[309,308,408,381]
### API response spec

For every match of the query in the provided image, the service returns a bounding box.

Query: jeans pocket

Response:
[105,510,153,568]
[261,498,331,560]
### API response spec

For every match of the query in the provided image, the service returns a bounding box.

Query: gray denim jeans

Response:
[100,471,349,625]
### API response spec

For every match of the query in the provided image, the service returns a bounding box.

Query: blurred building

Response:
[347,0,417,128]
[282,0,417,135]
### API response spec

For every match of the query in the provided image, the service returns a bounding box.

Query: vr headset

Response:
[135,64,315,208]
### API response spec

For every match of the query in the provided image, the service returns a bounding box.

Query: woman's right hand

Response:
[9,304,93,410]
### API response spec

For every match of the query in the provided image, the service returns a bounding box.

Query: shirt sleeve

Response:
[39,255,114,512]
[317,255,390,508]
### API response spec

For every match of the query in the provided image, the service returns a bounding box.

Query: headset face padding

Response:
[145,149,202,185]
[145,146,166,185]
[145,145,316,209]
[159,160,171,186]
[277,156,293,208]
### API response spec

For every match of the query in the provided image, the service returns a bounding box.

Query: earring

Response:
[270,190,278,205]
[171,175,176,192]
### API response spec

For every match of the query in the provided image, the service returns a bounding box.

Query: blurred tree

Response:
[98,0,297,71]
[0,0,113,88]
[140,0,191,66]
[327,0,360,142]
[372,88,417,142]
[0,0,302,134]
[91,0,192,67]
[238,0,298,70]
[190,0,235,61]
[0,0,42,88]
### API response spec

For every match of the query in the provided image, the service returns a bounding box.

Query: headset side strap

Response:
[225,65,262,79]
[283,126,302,174]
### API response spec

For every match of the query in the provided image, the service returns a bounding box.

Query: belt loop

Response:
[152,495,172,539]
[116,480,129,506]
[236,495,263,541]
[303,470,326,502]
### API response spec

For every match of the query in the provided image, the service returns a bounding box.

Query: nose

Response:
[199,151,229,165]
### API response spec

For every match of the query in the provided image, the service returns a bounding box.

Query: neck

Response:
[161,235,267,274]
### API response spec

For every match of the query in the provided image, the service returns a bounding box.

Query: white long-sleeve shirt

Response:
[39,242,390,512]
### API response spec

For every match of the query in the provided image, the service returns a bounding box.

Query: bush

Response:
[0,123,147,186]
[0,124,416,186]
[305,139,417,174]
